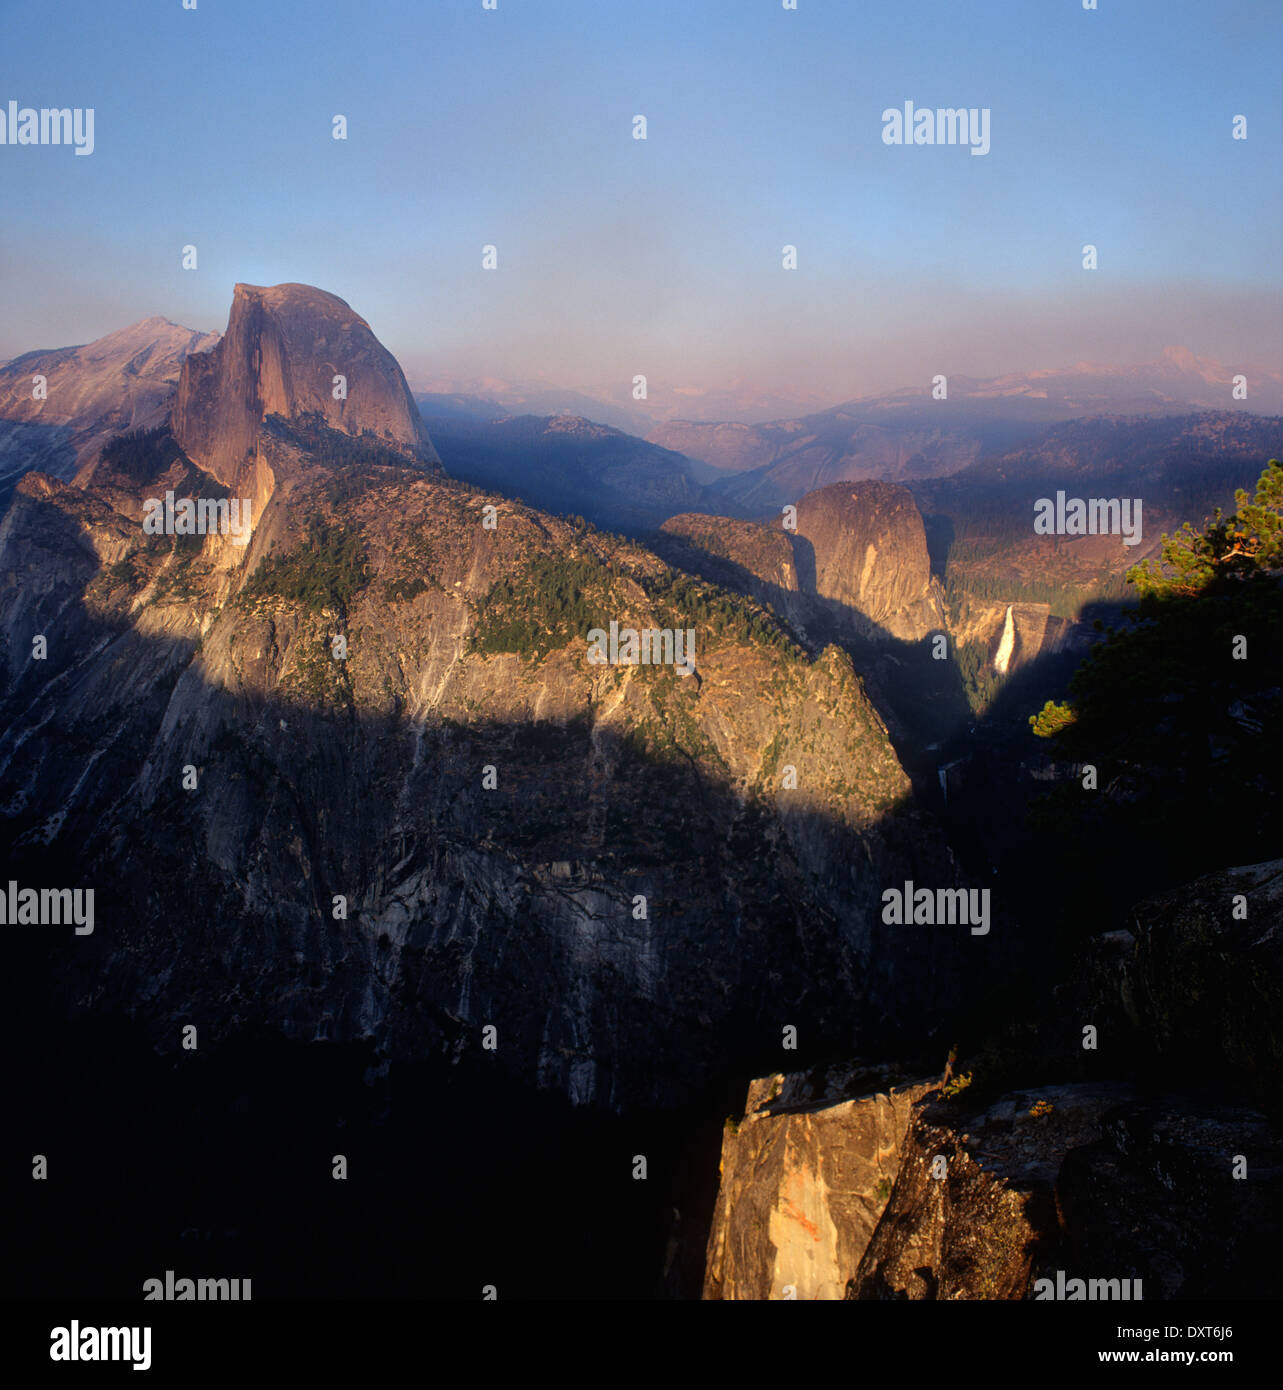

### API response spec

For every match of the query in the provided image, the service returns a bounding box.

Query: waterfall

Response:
[993,603,1016,675]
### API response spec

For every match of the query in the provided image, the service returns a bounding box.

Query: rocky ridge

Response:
[0,285,977,1112]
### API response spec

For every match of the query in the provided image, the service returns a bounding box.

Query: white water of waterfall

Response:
[993,603,1015,675]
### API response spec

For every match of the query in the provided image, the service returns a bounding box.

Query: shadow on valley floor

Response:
[0,492,1008,1299]
[6,483,1276,1301]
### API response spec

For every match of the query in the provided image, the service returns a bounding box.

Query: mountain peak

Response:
[173,282,437,483]
[83,315,219,362]
[232,281,355,315]
[0,314,222,486]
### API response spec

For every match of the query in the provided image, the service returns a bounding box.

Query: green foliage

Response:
[941,1070,973,1099]
[638,672,726,769]
[470,544,801,671]
[759,730,786,782]
[944,567,1131,619]
[283,632,354,710]
[642,570,799,660]
[380,529,436,605]
[98,426,190,483]
[1130,460,1283,600]
[471,554,612,661]
[384,575,428,604]
[1029,698,1077,739]
[1236,460,1283,567]
[954,639,1001,713]
[151,553,200,602]
[238,520,369,615]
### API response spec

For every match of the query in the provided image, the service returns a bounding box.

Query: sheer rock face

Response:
[172,283,438,486]
[659,483,946,645]
[794,481,944,641]
[703,1067,935,1300]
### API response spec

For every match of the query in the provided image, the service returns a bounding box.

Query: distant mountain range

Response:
[412,376,836,430]
[413,346,1283,439]
[412,347,1283,519]
[0,316,219,497]
[863,345,1283,420]
[415,382,646,434]
[649,347,1283,512]
[4,312,1280,590]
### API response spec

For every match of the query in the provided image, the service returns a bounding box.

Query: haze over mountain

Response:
[414,375,836,430]
[5,279,1281,1304]
[648,347,1283,514]
[414,348,1283,465]
[415,381,647,435]
[6,0,1282,1313]
[859,345,1283,421]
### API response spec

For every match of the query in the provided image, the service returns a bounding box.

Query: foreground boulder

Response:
[703,1066,934,1299]
[705,1073,1283,1299]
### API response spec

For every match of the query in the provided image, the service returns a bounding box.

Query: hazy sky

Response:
[2,0,1280,406]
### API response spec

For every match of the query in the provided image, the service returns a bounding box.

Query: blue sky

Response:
[1,0,1279,403]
